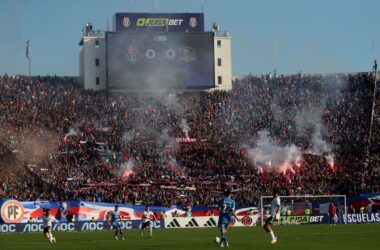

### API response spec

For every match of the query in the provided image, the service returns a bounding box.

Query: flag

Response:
[26,41,30,59]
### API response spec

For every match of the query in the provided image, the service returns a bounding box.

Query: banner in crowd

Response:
[0,199,259,224]
[347,193,380,213]
[164,215,259,228]
[0,220,164,233]
[114,13,204,32]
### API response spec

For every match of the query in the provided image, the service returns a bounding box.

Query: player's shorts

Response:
[330,214,338,223]
[265,216,278,225]
[218,217,232,230]
[112,221,122,229]
[141,221,151,229]
[43,226,51,234]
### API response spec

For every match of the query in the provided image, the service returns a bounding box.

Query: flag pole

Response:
[26,40,31,77]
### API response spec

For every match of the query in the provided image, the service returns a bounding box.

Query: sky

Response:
[0,0,379,76]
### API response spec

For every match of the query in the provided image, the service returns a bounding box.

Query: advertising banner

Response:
[345,213,380,224]
[164,215,259,229]
[278,215,329,225]
[0,220,164,233]
[114,13,204,32]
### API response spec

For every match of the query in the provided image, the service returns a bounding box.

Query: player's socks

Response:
[149,227,153,237]
[222,233,227,244]
[120,231,125,240]
[269,230,275,240]
[49,233,55,243]
[140,231,144,237]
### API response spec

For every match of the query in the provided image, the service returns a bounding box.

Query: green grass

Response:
[0,224,379,250]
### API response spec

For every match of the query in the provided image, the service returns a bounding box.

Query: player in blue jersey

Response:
[218,189,241,247]
[108,205,125,240]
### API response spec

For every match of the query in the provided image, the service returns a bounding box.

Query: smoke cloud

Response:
[244,75,346,171]
[246,130,302,173]
[117,158,135,181]
[180,118,191,138]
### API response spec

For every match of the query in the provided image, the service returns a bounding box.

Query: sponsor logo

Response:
[126,46,141,64]
[81,222,104,231]
[309,216,324,223]
[189,17,197,28]
[280,216,309,225]
[0,199,25,223]
[0,224,16,233]
[122,17,131,28]
[203,217,217,227]
[241,216,253,226]
[166,218,181,228]
[23,223,44,232]
[136,18,183,27]
[185,218,199,227]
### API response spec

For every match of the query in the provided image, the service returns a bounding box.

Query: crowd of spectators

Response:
[0,72,379,207]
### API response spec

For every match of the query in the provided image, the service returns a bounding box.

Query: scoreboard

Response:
[106,32,215,90]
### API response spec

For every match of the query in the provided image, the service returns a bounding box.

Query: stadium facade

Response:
[79,13,232,91]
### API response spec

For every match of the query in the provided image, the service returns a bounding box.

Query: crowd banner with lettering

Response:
[114,13,204,32]
[0,199,259,224]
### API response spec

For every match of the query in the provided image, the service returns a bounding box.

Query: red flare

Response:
[122,170,134,181]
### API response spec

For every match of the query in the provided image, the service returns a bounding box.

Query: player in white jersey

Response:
[140,206,157,238]
[263,189,281,244]
[42,209,58,243]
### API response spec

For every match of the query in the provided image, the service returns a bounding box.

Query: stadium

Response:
[0,1,379,249]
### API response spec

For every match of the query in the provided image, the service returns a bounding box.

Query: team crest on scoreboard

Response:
[122,17,131,28]
[189,17,198,28]
[0,199,25,223]
[126,46,141,64]
[179,47,196,62]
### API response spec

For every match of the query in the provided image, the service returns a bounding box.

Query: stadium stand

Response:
[0,73,379,207]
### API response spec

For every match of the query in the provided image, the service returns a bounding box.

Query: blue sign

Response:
[114,13,204,32]
[345,213,380,224]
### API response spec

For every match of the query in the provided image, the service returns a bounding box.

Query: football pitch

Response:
[0,224,379,250]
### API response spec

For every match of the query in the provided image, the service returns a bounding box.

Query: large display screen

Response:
[106,32,214,90]
[114,13,204,32]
